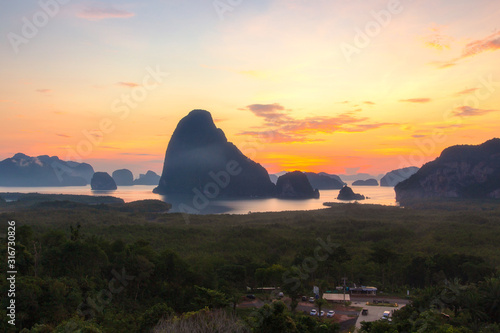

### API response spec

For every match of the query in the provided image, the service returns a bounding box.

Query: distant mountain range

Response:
[0,153,160,188]
[0,153,94,186]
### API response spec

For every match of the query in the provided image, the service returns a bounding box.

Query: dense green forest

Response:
[1,197,499,332]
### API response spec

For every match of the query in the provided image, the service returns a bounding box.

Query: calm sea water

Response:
[0,184,397,214]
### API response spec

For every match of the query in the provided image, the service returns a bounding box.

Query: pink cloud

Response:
[239,104,396,143]
[454,88,478,96]
[453,106,497,117]
[399,98,432,103]
[36,89,52,93]
[434,31,500,69]
[461,31,500,58]
[77,6,135,20]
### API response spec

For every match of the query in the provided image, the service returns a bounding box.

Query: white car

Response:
[381,311,391,320]
[319,310,325,317]
[310,309,317,316]
[327,310,335,318]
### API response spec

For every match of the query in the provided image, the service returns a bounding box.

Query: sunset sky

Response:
[1,0,499,177]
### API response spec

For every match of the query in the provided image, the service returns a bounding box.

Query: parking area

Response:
[351,300,406,330]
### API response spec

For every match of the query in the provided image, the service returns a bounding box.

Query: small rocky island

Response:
[134,171,161,185]
[337,185,365,200]
[91,172,117,190]
[112,169,134,186]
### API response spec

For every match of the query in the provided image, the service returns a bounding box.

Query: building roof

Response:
[323,294,351,301]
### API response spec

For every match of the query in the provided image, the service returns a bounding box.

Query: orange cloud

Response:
[117,82,139,88]
[363,101,375,105]
[56,134,70,138]
[399,98,432,103]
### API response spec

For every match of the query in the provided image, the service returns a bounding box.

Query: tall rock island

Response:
[395,138,500,205]
[153,110,276,197]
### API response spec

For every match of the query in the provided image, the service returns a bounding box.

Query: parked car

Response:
[309,297,315,303]
[310,309,317,316]
[362,308,368,316]
[381,311,391,320]
[327,310,335,318]
[246,294,256,300]
[319,310,325,317]
[302,296,307,301]
[278,292,284,298]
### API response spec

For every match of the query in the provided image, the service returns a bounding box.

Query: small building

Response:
[350,286,378,295]
[323,293,351,303]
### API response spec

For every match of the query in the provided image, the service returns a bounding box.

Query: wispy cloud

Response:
[461,30,500,58]
[56,133,70,138]
[399,98,432,104]
[36,89,52,93]
[363,101,375,105]
[238,103,396,143]
[454,88,478,96]
[77,5,135,21]
[116,82,139,88]
[434,30,500,69]
[453,106,497,117]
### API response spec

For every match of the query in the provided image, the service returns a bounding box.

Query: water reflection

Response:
[0,185,397,215]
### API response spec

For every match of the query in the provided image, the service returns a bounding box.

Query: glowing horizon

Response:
[1,0,499,178]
